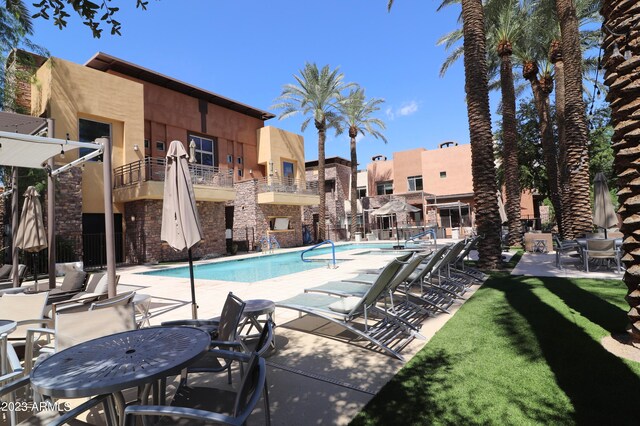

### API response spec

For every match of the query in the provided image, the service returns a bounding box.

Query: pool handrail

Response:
[405,228,436,246]
[301,240,337,269]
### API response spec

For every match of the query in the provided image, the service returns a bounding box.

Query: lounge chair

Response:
[0,264,12,280]
[276,257,421,361]
[452,236,488,281]
[305,253,435,328]
[46,270,88,296]
[124,351,269,426]
[0,264,27,290]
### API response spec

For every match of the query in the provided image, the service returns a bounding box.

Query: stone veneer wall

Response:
[125,199,225,264]
[232,180,258,249]
[232,179,303,249]
[49,168,83,259]
[304,164,351,241]
[257,204,302,248]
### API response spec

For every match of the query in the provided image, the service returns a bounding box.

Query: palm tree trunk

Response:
[500,53,522,247]
[316,124,327,241]
[553,57,569,238]
[461,0,501,268]
[601,0,640,341]
[349,132,358,241]
[555,0,592,239]
[529,78,563,236]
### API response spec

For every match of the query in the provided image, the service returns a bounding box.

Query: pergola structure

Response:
[0,112,116,297]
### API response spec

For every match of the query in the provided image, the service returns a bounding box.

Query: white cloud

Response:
[398,101,418,116]
[385,101,419,120]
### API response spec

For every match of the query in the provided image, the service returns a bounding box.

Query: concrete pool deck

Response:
[110,240,479,425]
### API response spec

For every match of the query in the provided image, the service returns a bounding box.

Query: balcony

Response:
[257,176,319,206]
[113,157,236,203]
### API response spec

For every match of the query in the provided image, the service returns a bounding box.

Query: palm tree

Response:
[600,0,640,340]
[337,87,387,240]
[485,0,525,247]
[390,0,502,267]
[273,63,349,241]
[553,0,593,238]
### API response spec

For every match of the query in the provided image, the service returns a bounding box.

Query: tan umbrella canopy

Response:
[15,186,48,285]
[372,199,421,247]
[592,172,618,238]
[161,140,204,319]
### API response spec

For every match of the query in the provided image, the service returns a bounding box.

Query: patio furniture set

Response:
[554,232,624,273]
[0,289,274,425]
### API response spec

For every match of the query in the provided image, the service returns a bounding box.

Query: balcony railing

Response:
[113,157,234,189]
[257,176,318,195]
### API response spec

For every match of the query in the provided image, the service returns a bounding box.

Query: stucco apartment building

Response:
[306,142,536,241]
[17,52,318,265]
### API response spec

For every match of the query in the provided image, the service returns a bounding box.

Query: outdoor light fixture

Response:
[59,144,65,159]
[268,160,274,176]
[133,144,139,151]
[611,43,623,59]
[189,139,196,163]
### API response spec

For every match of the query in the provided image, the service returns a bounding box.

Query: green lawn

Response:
[351,261,640,425]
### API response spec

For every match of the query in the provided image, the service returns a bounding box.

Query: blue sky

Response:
[27,0,497,165]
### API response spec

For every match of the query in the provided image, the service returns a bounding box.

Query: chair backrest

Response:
[90,291,136,310]
[0,292,49,339]
[84,273,106,293]
[1,333,23,378]
[455,236,479,264]
[386,253,428,292]
[412,245,449,282]
[360,258,405,311]
[217,292,246,342]
[607,231,624,239]
[8,265,27,283]
[233,353,267,423]
[0,265,12,280]
[435,240,466,272]
[253,320,274,357]
[586,239,617,256]
[54,304,136,351]
[60,270,87,292]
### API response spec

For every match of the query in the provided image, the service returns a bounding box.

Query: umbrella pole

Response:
[188,248,198,319]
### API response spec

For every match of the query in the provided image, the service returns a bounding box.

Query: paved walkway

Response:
[511,251,623,280]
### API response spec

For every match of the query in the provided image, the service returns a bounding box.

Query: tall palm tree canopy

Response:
[272,63,348,134]
[337,88,387,141]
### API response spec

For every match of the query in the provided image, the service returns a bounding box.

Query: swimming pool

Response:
[142,243,395,282]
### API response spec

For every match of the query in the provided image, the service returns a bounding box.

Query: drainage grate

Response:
[266,361,376,395]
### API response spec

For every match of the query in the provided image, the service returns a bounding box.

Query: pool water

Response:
[142,243,395,283]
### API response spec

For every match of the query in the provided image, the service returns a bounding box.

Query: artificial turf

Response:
[351,260,640,425]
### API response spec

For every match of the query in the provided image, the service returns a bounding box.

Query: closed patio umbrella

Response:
[497,191,507,224]
[15,186,47,285]
[371,199,420,248]
[161,140,204,319]
[592,172,618,238]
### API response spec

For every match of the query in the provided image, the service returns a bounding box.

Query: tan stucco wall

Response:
[393,148,426,193]
[257,126,306,182]
[32,57,144,214]
[367,160,394,195]
[421,144,473,197]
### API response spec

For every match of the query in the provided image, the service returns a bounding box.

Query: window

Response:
[376,181,393,195]
[324,179,335,193]
[156,141,165,151]
[143,139,149,149]
[189,135,216,166]
[269,217,291,230]
[238,169,243,177]
[237,157,243,164]
[357,186,366,199]
[227,154,233,163]
[78,118,110,161]
[440,171,447,178]
[282,161,295,178]
[407,176,423,191]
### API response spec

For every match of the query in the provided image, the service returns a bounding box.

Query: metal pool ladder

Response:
[301,240,337,269]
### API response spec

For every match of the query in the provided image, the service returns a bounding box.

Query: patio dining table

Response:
[30,326,210,422]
